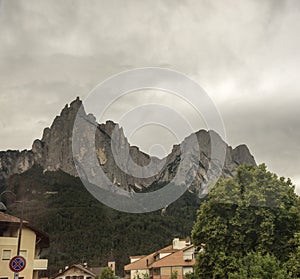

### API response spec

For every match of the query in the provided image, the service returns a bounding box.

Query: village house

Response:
[51,264,97,279]
[51,258,116,279]
[0,211,49,279]
[124,238,195,279]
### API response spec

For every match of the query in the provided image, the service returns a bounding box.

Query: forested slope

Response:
[5,166,200,276]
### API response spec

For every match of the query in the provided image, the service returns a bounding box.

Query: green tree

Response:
[192,164,300,278]
[133,271,149,279]
[99,267,117,279]
[228,252,291,279]
[184,272,195,279]
[284,232,300,278]
[171,270,178,279]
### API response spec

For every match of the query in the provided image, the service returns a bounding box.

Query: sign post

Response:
[9,255,26,277]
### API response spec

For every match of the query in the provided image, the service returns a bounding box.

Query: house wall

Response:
[183,247,195,261]
[152,266,193,279]
[183,267,193,275]
[108,261,115,275]
[0,227,37,279]
[172,239,190,250]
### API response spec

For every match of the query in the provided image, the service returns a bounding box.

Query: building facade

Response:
[0,212,49,279]
[51,265,97,279]
[124,239,195,279]
[51,259,116,279]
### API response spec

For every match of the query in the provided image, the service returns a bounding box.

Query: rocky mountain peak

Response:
[232,144,255,165]
[0,97,256,194]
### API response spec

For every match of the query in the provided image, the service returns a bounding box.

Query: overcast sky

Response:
[0,0,299,194]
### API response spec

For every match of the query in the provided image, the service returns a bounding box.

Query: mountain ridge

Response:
[0,97,256,194]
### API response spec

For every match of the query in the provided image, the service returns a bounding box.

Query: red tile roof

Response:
[0,211,29,223]
[125,244,195,271]
[125,245,176,271]
[154,245,176,256]
[150,246,195,268]
[125,252,156,271]
[0,211,49,248]
[51,264,96,279]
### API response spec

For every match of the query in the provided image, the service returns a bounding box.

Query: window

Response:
[153,268,160,276]
[161,267,171,276]
[172,266,182,275]
[183,267,193,275]
[2,250,11,260]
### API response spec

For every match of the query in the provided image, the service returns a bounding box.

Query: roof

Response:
[153,245,178,257]
[0,211,29,224]
[125,252,156,271]
[88,266,105,276]
[181,245,195,252]
[125,244,182,271]
[52,264,96,279]
[150,246,195,268]
[0,211,49,248]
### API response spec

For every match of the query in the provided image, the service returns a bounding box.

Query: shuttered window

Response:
[2,250,11,260]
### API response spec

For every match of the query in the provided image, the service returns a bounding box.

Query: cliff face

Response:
[32,98,82,176]
[0,150,34,183]
[0,97,256,192]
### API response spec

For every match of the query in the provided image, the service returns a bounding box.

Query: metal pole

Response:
[15,200,24,279]
[16,199,24,256]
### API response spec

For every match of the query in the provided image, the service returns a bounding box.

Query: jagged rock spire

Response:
[0,97,256,193]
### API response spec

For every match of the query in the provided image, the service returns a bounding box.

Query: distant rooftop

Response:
[0,211,49,248]
[0,211,29,224]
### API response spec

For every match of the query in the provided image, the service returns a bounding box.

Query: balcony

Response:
[0,236,18,246]
[33,259,48,270]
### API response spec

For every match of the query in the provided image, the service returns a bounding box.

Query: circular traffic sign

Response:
[9,256,26,273]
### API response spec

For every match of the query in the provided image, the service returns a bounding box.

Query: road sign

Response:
[9,256,26,273]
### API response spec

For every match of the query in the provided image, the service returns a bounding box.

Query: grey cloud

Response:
[0,0,299,193]
[221,95,300,180]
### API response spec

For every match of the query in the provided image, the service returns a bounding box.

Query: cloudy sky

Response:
[0,0,299,194]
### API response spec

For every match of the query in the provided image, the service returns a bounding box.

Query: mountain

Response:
[0,97,256,194]
[0,97,256,276]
